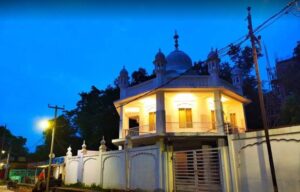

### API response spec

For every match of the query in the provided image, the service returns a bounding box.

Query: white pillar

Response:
[77,152,84,183]
[119,106,124,139]
[214,90,225,134]
[156,91,166,134]
[218,138,232,192]
[99,136,107,153]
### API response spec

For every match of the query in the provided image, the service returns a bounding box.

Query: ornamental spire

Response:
[174,30,179,50]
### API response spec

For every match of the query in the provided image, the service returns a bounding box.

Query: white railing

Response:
[124,125,156,137]
[224,123,246,134]
[166,122,217,133]
[123,123,245,137]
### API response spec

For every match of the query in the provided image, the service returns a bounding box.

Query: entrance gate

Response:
[173,147,222,192]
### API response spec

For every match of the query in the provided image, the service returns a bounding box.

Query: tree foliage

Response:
[279,41,300,125]
[31,85,120,161]
[71,85,120,150]
[225,44,263,129]
[280,94,300,125]
[130,68,155,86]
[0,125,28,158]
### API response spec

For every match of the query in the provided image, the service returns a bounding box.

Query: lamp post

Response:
[45,105,64,192]
[38,105,64,192]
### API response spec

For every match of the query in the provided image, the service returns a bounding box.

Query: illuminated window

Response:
[179,108,193,128]
[149,112,156,131]
[211,110,216,129]
[230,113,237,128]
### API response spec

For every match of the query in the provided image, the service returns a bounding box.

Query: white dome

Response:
[166,50,193,72]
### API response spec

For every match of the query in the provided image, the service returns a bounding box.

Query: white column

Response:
[218,138,232,192]
[156,91,166,134]
[214,90,225,134]
[119,106,124,139]
[77,153,84,183]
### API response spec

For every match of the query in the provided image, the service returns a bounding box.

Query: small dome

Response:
[120,66,128,76]
[155,49,166,60]
[207,48,218,60]
[232,65,242,75]
[166,50,192,71]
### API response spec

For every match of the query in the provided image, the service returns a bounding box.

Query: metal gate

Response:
[173,147,222,192]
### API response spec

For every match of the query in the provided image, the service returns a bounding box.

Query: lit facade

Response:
[113,34,249,148]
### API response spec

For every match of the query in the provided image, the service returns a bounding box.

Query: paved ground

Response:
[0,185,14,192]
[0,185,32,192]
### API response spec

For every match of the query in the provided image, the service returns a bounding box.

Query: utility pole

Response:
[247,7,278,192]
[4,145,11,180]
[46,104,65,192]
[0,125,6,160]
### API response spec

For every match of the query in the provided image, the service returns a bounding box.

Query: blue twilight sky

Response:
[0,1,299,152]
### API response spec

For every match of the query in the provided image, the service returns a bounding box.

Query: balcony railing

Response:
[224,123,246,134]
[123,122,245,137]
[166,122,217,133]
[124,125,156,137]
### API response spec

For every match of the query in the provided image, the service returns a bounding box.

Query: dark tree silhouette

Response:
[0,125,28,158]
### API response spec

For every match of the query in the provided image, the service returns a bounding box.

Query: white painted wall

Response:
[53,164,64,179]
[101,150,126,189]
[228,126,300,192]
[82,157,100,185]
[129,146,160,191]
[65,158,79,184]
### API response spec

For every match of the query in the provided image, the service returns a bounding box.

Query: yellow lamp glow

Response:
[207,96,229,110]
[125,107,140,113]
[174,93,195,108]
[37,118,51,131]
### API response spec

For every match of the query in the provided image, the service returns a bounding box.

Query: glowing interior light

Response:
[221,97,228,102]
[174,93,195,108]
[140,97,156,105]
[207,96,229,110]
[174,93,195,102]
[125,107,140,113]
[207,98,215,110]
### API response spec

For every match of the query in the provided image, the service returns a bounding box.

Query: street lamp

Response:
[37,119,51,131]
[45,105,64,192]
[37,105,64,192]
[37,118,54,192]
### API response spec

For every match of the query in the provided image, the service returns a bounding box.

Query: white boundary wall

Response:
[228,126,300,192]
[64,126,300,191]
[64,145,163,191]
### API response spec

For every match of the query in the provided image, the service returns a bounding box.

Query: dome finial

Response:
[174,30,179,50]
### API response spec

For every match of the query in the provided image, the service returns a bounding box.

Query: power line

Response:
[254,0,297,33]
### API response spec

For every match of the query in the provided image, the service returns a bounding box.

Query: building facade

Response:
[63,33,300,192]
[111,33,249,191]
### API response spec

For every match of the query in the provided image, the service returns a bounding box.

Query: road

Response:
[0,185,13,192]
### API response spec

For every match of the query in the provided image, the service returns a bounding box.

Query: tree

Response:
[130,68,155,86]
[0,126,28,159]
[280,94,300,125]
[71,85,120,150]
[293,41,300,59]
[278,41,300,125]
[226,44,263,130]
[30,115,81,162]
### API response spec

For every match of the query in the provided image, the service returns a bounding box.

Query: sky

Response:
[0,0,299,152]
